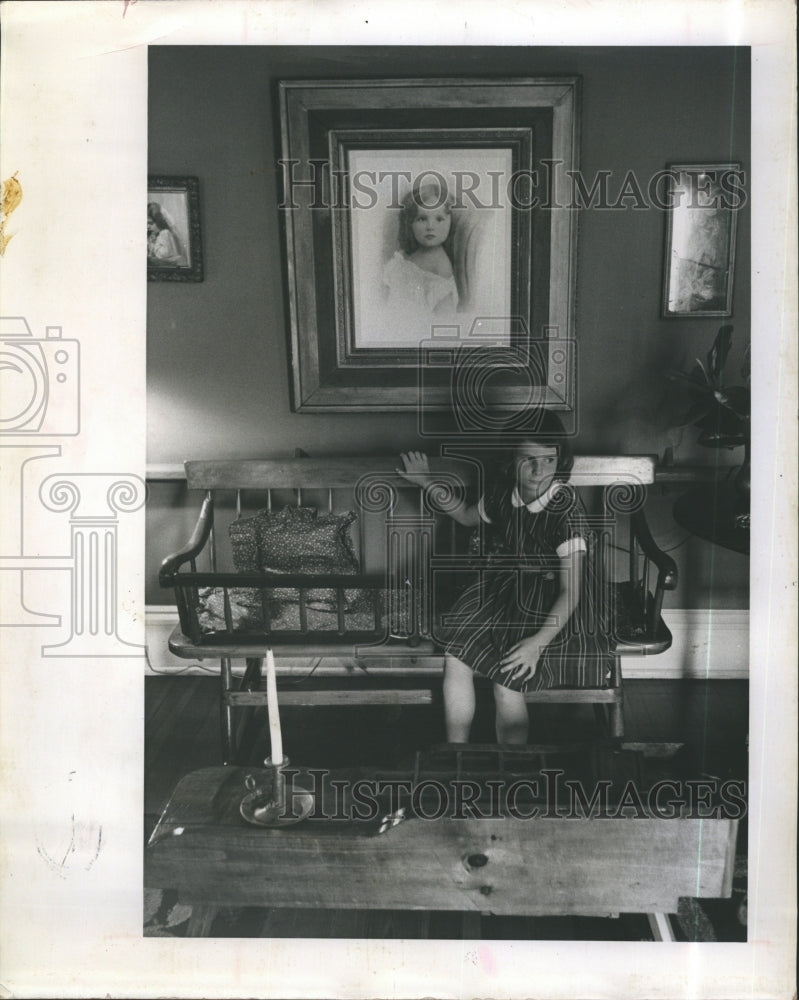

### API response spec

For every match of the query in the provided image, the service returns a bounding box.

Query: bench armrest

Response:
[630,508,678,591]
[159,493,214,586]
[629,507,678,639]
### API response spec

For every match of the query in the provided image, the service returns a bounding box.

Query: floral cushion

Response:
[242,505,367,613]
[195,505,426,637]
[197,506,377,634]
[229,506,358,574]
[195,585,420,637]
[196,585,380,634]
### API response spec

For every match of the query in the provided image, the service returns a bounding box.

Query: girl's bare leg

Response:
[443,654,476,743]
[493,682,529,744]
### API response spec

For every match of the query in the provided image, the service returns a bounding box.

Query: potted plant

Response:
[666,325,750,524]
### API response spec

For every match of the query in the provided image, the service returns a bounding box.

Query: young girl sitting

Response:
[398,410,612,745]
[383,181,459,320]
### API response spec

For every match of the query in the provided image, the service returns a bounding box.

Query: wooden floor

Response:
[144,674,748,941]
[145,675,748,818]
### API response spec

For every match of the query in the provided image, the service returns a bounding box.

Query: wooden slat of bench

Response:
[186,457,407,490]
[184,455,656,491]
[225,688,616,707]
[169,630,619,704]
[226,689,435,706]
[570,455,655,486]
[525,686,620,703]
[167,624,438,660]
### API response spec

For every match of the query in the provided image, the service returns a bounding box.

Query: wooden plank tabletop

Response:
[145,761,737,917]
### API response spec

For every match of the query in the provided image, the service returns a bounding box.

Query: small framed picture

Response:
[147,175,203,282]
[662,163,742,317]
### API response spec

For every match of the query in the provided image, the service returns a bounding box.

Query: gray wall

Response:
[147,46,750,608]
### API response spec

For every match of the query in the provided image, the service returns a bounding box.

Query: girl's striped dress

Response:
[440,480,613,693]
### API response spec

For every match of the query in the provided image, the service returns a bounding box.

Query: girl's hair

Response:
[485,408,574,485]
[397,181,455,255]
[148,204,171,233]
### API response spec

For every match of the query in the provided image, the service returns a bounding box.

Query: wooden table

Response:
[145,746,738,940]
[672,484,749,554]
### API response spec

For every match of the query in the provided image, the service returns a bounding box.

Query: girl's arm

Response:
[499,547,584,683]
[396,451,481,527]
[153,229,180,263]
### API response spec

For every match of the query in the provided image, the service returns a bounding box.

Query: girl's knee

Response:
[444,654,474,682]
[493,680,525,705]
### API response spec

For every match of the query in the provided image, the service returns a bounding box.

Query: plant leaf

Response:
[672,400,713,427]
[694,402,747,436]
[707,325,733,382]
[697,428,746,448]
[714,386,751,419]
[694,357,711,384]
[665,369,716,393]
[740,342,751,383]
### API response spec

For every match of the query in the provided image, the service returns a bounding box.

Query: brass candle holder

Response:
[240,756,314,828]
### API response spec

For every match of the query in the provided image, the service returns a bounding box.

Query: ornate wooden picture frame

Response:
[278,78,580,412]
[662,163,742,317]
[147,175,204,283]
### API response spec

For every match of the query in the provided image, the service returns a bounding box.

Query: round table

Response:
[672,484,749,555]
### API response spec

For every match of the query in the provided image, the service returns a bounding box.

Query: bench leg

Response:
[608,656,625,737]
[593,703,608,734]
[220,658,264,765]
[220,657,234,764]
[233,657,264,764]
[609,697,624,738]
[241,657,263,700]
[592,700,624,738]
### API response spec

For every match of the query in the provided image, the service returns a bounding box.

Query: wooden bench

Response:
[159,455,677,763]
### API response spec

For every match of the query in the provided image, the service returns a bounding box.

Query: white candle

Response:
[264,648,283,766]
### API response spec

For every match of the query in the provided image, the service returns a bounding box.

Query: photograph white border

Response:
[0,2,796,998]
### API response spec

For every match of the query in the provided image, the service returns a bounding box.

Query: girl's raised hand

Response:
[396,451,431,487]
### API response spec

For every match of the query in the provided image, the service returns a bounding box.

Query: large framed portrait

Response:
[279,78,580,412]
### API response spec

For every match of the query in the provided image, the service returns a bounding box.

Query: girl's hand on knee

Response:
[499,637,544,683]
[396,451,431,487]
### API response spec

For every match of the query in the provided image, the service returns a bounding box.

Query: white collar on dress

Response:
[511,481,563,513]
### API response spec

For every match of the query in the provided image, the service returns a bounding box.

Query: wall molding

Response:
[145,606,749,680]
